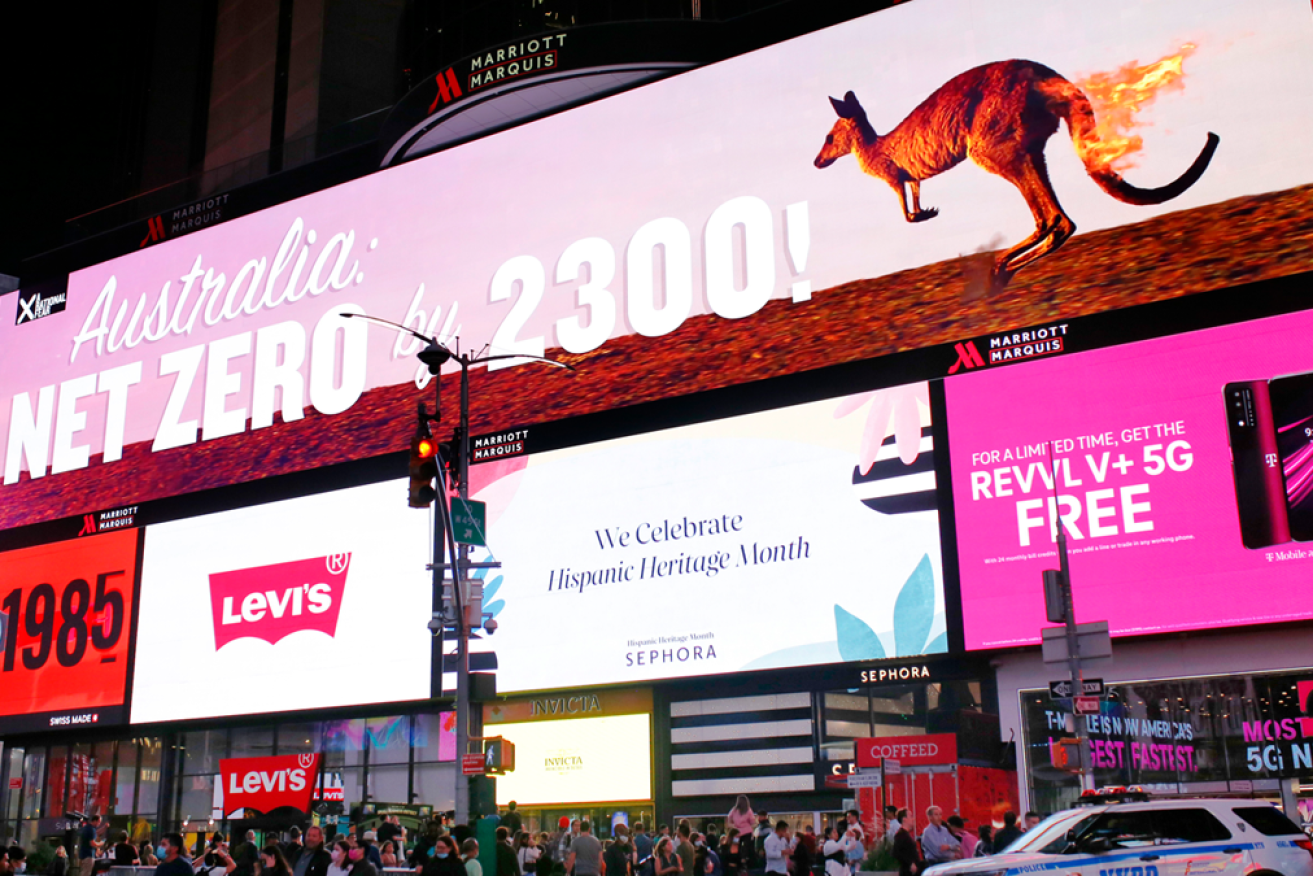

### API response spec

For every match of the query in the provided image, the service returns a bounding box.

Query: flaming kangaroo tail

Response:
[1045,77,1220,206]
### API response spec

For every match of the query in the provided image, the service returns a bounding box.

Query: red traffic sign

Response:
[1074,696,1101,714]
[461,753,486,776]
[7,778,20,790]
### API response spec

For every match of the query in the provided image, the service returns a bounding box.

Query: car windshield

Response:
[1002,810,1098,854]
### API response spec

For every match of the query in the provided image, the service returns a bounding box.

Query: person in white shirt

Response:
[821,827,863,876]
[762,823,793,876]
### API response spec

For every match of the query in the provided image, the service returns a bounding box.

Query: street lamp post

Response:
[341,313,571,823]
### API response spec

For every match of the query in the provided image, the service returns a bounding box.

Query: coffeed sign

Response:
[855,732,958,768]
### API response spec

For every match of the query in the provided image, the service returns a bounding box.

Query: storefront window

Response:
[116,743,139,818]
[322,720,367,769]
[412,713,456,763]
[138,738,163,817]
[277,723,319,756]
[21,748,45,819]
[413,763,455,811]
[47,746,68,817]
[230,726,274,759]
[1024,669,1313,813]
[5,746,23,829]
[367,765,409,804]
[177,773,216,824]
[181,729,227,775]
[367,716,411,765]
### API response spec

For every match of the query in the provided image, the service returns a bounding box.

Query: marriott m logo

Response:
[427,68,463,113]
[139,215,166,248]
[947,341,986,374]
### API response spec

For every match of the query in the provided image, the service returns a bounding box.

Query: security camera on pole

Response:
[341,312,573,822]
[1039,442,1111,792]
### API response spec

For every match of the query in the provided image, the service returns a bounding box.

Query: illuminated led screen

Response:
[2,0,1311,532]
[491,714,652,806]
[471,384,947,693]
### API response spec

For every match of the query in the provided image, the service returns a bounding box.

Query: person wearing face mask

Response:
[328,842,352,876]
[154,833,195,876]
[8,846,26,874]
[345,843,377,876]
[420,836,464,876]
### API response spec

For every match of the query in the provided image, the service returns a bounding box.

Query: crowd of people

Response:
[0,798,1046,876]
[888,807,1042,876]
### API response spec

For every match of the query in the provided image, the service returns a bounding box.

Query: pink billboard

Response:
[946,307,1313,650]
[3,0,1313,531]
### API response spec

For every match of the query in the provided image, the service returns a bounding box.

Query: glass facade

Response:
[1,737,165,852]
[1023,668,1313,815]
[0,710,456,847]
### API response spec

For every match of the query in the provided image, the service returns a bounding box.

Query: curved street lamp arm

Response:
[471,352,577,372]
[340,312,443,348]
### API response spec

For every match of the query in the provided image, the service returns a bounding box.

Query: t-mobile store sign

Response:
[855,733,957,768]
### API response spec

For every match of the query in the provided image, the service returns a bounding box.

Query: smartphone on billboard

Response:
[1268,372,1313,541]
[1223,381,1289,548]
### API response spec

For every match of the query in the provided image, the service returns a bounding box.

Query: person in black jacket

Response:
[422,837,465,876]
[891,813,922,876]
[495,828,520,876]
[292,827,332,876]
[991,813,1022,854]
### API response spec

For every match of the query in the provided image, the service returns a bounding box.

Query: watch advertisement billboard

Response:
[490,714,652,806]
[0,528,139,733]
[2,0,1312,532]
[947,307,1313,650]
[468,383,946,693]
[130,480,432,724]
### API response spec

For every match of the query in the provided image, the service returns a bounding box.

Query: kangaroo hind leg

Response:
[974,148,1074,292]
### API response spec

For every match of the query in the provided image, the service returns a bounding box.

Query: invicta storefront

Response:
[481,689,655,833]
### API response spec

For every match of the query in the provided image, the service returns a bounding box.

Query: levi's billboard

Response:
[855,733,957,768]
[218,753,321,817]
[947,307,1313,650]
[3,0,1313,531]
[130,481,430,724]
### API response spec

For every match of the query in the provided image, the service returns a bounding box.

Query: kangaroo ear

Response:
[830,91,864,120]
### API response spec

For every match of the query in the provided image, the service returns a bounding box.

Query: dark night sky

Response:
[0,4,157,280]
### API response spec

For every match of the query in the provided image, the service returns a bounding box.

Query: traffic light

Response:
[439,427,464,492]
[484,737,515,774]
[409,431,438,508]
[1050,737,1082,772]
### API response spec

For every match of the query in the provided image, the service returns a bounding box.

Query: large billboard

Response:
[0,529,140,733]
[130,481,432,724]
[470,383,946,692]
[947,307,1313,650]
[2,0,1311,531]
[489,714,653,806]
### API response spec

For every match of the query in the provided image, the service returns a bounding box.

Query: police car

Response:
[925,788,1313,876]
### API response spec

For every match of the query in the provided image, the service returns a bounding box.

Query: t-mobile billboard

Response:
[947,307,1313,650]
[3,0,1313,530]
[468,383,947,692]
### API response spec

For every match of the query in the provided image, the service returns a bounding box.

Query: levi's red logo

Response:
[208,554,350,650]
[220,753,321,817]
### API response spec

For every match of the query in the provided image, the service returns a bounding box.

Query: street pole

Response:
[453,356,472,824]
[338,312,573,827]
[1050,444,1093,792]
